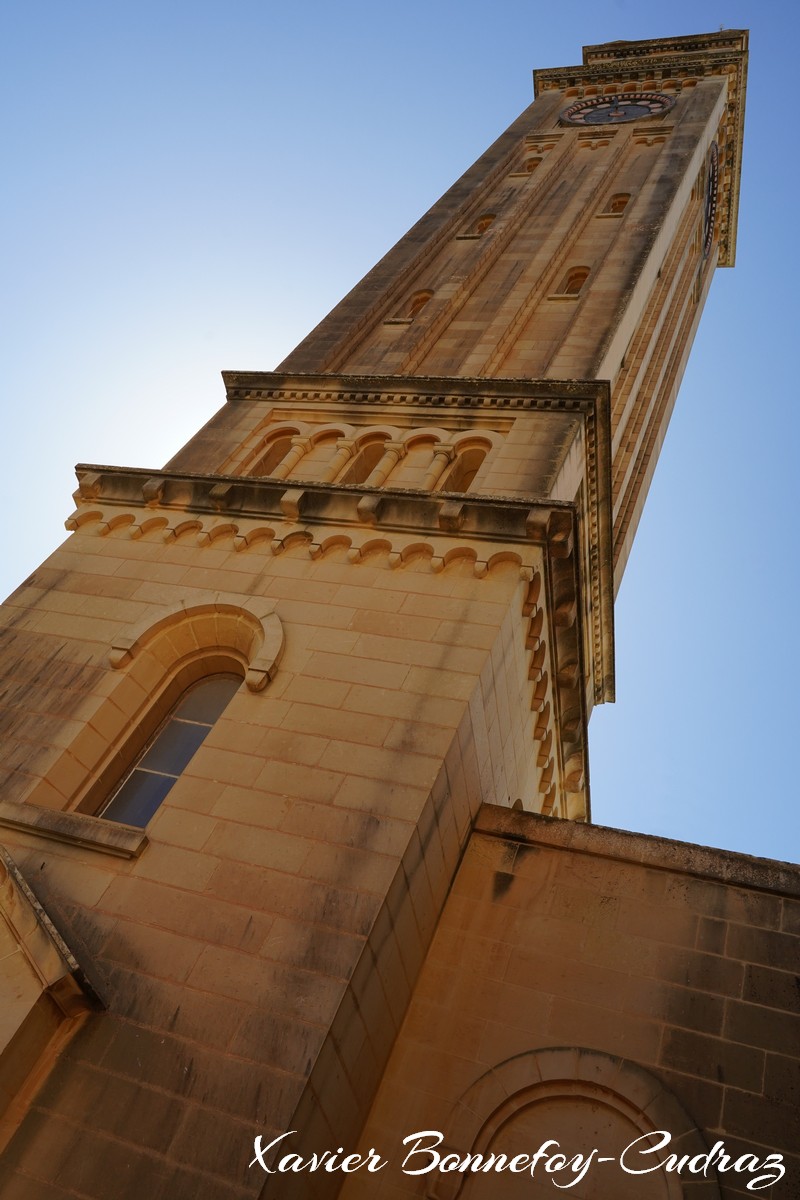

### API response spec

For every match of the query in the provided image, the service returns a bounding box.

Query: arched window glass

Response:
[101,674,240,827]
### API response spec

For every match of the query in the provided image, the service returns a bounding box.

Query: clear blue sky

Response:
[2,1,797,862]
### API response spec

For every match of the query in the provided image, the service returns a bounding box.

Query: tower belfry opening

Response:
[2,29,796,1200]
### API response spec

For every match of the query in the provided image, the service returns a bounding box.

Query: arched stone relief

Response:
[165,519,204,543]
[108,593,284,693]
[129,515,170,541]
[308,533,352,560]
[557,266,591,296]
[273,529,314,557]
[427,1048,718,1200]
[64,508,104,532]
[347,537,393,565]
[197,521,238,547]
[97,512,136,537]
[383,435,437,489]
[406,289,434,319]
[393,541,435,570]
[217,413,506,494]
[233,524,276,552]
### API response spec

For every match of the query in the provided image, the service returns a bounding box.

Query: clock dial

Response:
[561,93,676,126]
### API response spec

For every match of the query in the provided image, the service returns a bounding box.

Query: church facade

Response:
[1,29,797,1199]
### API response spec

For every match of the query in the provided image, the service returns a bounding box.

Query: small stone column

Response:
[364,441,407,488]
[271,436,311,480]
[422,444,455,491]
[320,438,357,483]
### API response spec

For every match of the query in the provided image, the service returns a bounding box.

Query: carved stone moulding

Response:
[75,371,613,704]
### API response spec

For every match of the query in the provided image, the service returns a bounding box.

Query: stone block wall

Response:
[340,809,799,1199]
[0,522,540,1199]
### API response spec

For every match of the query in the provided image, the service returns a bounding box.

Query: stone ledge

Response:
[0,801,147,859]
[476,805,800,896]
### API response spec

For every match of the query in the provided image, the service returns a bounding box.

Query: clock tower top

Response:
[167,30,747,598]
[535,28,748,265]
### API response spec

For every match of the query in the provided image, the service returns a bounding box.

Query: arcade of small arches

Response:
[560,75,701,99]
[238,422,502,494]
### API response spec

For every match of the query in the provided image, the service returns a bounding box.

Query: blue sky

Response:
[2,1,797,862]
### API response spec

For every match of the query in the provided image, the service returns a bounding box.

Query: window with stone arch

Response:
[438,443,489,492]
[383,434,439,489]
[605,192,631,215]
[472,212,495,235]
[338,434,390,486]
[405,289,433,319]
[287,432,342,481]
[249,431,297,477]
[42,598,286,828]
[558,265,590,296]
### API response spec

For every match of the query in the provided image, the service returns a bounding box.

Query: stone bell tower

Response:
[3,31,785,1200]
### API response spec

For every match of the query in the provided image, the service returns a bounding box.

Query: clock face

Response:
[703,142,719,259]
[561,93,676,126]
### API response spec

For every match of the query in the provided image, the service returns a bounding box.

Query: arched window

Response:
[605,192,630,215]
[100,673,241,827]
[339,437,389,485]
[288,433,340,481]
[558,266,590,296]
[383,436,437,488]
[439,445,488,492]
[406,290,433,319]
[473,213,495,234]
[250,434,294,476]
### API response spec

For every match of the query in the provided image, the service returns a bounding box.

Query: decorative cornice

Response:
[222,370,606,411]
[70,461,606,822]
[138,371,615,705]
[70,374,615,819]
[580,31,749,65]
